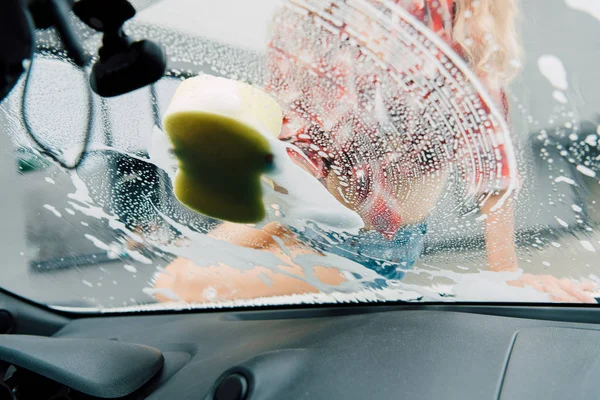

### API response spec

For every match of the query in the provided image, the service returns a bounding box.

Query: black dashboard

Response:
[26,304,600,400]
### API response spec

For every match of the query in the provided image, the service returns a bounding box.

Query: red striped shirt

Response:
[266,0,515,237]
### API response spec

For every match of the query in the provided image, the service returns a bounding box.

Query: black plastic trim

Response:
[0,289,69,335]
[4,284,600,327]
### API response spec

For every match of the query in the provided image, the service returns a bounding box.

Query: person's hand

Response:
[508,273,597,303]
[152,222,343,303]
[487,257,519,272]
[153,258,234,303]
[207,223,280,250]
[153,257,344,303]
[152,257,319,303]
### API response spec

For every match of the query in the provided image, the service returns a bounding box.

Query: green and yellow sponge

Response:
[162,75,282,223]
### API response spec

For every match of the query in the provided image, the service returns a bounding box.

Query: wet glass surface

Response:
[2,0,600,310]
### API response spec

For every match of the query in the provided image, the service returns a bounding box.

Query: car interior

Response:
[4,290,600,400]
[2,0,600,399]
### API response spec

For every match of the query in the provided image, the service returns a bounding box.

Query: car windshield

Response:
[2,0,600,312]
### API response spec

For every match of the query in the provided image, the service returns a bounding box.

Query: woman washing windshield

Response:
[153,0,597,303]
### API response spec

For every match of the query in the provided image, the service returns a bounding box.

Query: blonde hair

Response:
[452,0,522,89]
[452,0,522,88]
[395,0,522,88]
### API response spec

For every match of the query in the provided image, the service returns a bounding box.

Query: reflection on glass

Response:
[1,0,600,309]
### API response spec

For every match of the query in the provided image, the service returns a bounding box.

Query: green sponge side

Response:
[163,111,273,223]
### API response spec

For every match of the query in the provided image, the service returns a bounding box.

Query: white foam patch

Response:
[43,204,62,218]
[555,216,569,228]
[123,264,138,273]
[553,90,568,104]
[84,234,112,252]
[585,135,598,146]
[67,170,146,250]
[555,176,576,185]
[142,287,181,301]
[409,268,552,303]
[538,55,568,90]
[262,136,364,233]
[581,240,596,252]
[565,0,600,22]
[577,164,596,177]
[124,250,153,265]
